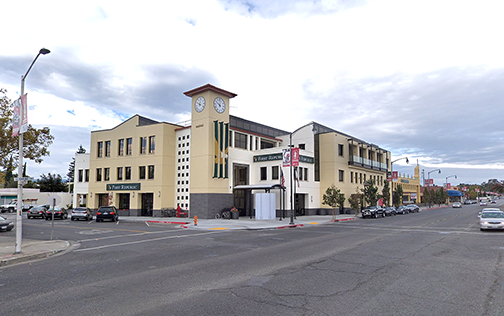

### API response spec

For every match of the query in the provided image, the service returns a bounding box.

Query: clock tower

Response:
[183,84,237,218]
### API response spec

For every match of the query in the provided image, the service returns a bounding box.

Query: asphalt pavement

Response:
[0,213,356,267]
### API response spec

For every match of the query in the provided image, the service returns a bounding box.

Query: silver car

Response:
[479,209,504,231]
[71,207,93,221]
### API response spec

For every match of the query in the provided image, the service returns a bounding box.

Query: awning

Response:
[447,190,463,197]
[233,184,285,191]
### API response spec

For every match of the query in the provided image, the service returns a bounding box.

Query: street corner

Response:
[0,240,73,268]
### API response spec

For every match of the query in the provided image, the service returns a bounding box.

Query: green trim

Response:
[106,183,141,191]
[253,153,314,164]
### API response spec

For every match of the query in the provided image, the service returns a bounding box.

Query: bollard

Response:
[194,216,198,226]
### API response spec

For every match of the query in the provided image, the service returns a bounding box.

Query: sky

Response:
[1,0,504,187]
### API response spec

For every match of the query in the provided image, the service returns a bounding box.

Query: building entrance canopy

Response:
[233,184,285,192]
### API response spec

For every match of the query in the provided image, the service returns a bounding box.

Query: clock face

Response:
[213,97,226,113]
[194,96,205,113]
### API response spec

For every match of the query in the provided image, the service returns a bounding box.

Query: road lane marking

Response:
[75,231,220,252]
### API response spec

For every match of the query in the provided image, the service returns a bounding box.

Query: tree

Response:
[67,145,86,193]
[38,173,67,192]
[322,184,345,221]
[381,179,391,207]
[0,88,55,186]
[361,179,378,207]
[348,187,362,216]
[393,184,403,207]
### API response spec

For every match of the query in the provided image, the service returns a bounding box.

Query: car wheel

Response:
[480,228,485,231]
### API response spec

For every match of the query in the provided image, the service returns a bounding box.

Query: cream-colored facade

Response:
[392,164,422,204]
[84,84,392,218]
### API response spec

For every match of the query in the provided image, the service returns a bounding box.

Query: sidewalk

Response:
[0,214,356,267]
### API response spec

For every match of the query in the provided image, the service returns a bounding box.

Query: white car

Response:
[480,201,487,206]
[479,209,504,231]
[452,202,462,208]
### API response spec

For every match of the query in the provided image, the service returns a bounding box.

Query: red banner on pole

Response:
[291,148,299,167]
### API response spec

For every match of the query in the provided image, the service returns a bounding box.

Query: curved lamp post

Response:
[445,175,457,188]
[288,122,317,225]
[15,48,51,254]
[427,169,441,187]
[390,157,408,206]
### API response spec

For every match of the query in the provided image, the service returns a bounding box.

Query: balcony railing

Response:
[350,155,388,171]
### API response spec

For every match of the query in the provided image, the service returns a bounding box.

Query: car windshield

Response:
[481,212,504,218]
[99,207,115,211]
[368,206,377,209]
[31,206,45,211]
[74,208,88,212]
[0,215,6,221]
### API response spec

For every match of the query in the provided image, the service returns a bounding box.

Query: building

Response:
[72,153,90,208]
[85,84,391,218]
[392,163,421,204]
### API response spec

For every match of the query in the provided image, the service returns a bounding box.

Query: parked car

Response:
[45,207,68,220]
[384,206,397,216]
[464,200,472,205]
[479,208,504,231]
[362,206,385,218]
[396,206,409,214]
[406,204,419,213]
[452,202,462,208]
[71,207,93,221]
[480,201,487,206]
[491,200,497,204]
[0,215,14,232]
[27,205,49,219]
[96,206,118,222]
[0,201,17,213]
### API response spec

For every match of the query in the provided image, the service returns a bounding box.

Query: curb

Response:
[0,248,65,268]
[331,217,356,222]
[146,220,190,225]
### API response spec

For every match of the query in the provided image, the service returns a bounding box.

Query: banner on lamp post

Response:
[12,94,28,137]
[291,147,299,167]
[282,149,291,167]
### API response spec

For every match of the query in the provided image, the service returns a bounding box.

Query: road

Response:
[2,203,504,316]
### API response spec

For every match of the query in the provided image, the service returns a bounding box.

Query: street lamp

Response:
[445,175,457,188]
[15,48,51,254]
[390,157,408,206]
[288,122,317,225]
[427,169,441,187]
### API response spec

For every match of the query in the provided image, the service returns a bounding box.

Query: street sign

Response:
[47,194,61,207]
[15,177,33,181]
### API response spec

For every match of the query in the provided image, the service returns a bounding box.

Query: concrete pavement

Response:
[0,214,356,267]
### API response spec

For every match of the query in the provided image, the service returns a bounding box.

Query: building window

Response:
[85,169,89,182]
[97,141,103,158]
[303,168,308,181]
[350,171,354,183]
[126,138,132,155]
[118,139,124,156]
[339,170,344,182]
[125,167,131,180]
[148,165,155,179]
[359,173,362,184]
[105,141,111,157]
[299,144,305,150]
[260,167,267,181]
[235,132,248,149]
[272,166,279,180]
[149,136,155,154]
[78,170,83,182]
[338,144,344,157]
[104,168,110,181]
[260,140,275,149]
[140,137,147,154]
[139,166,146,180]
[96,168,102,182]
[117,167,123,181]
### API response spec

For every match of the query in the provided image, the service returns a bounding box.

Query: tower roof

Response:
[183,84,237,98]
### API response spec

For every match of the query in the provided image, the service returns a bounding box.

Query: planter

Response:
[231,211,239,219]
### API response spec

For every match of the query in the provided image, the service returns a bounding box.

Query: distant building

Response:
[84,84,391,218]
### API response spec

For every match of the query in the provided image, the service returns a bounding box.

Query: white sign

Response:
[47,194,62,207]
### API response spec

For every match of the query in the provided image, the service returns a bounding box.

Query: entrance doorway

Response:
[295,193,306,216]
[233,164,249,216]
[141,193,153,216]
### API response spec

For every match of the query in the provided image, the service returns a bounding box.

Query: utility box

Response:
[255,193,275,220]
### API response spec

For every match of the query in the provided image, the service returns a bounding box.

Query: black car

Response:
[406,204,419,213]
[96,206,118,222]
[0,215,14,232]
[362,206,385,218]
[45,207,68,220]
[27,205,48,219]
[396,206,409,214]
[71,207,93,221]
[384,206,397,216]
